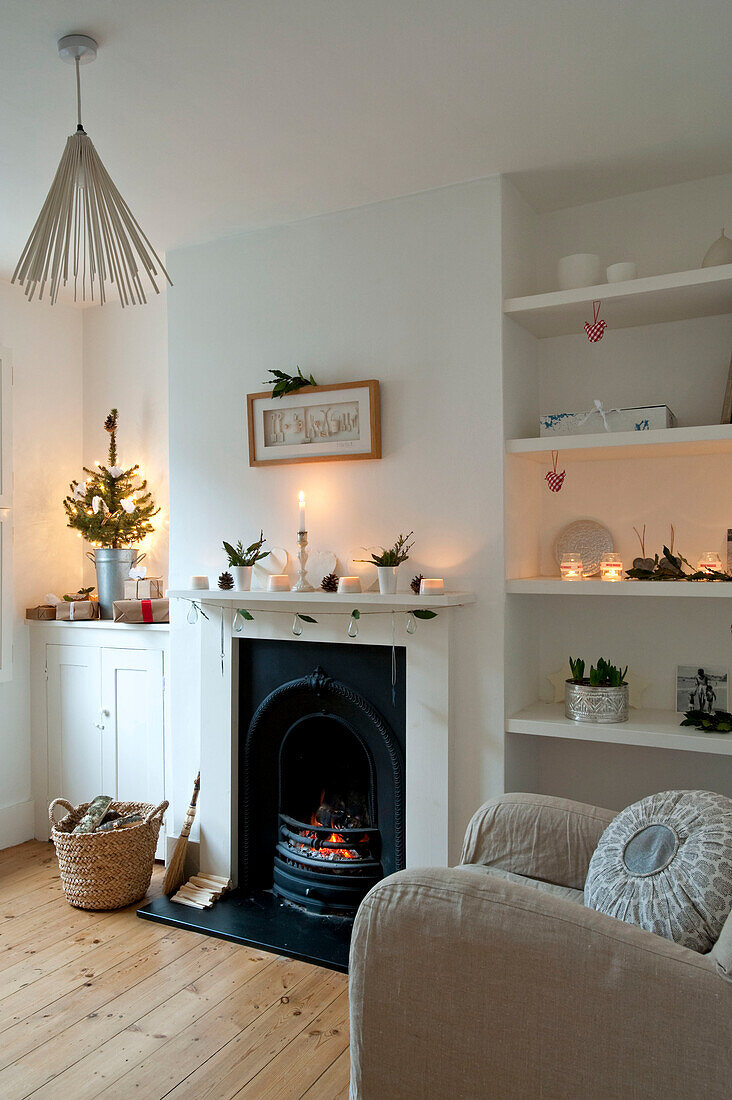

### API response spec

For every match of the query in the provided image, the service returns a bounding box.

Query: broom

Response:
[163,772,200,896]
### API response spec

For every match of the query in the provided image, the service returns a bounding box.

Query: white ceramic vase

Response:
[231,565,253,591]
[557,253,602,290]
[606,262,636,283]
[377,566,399,594]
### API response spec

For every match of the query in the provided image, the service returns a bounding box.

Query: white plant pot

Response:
[557,253,602,290]
[231,566,253,591]
[606,261,636,283]
[377,566,399,594]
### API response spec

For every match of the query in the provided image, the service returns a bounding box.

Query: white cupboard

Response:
[31,622,169,858]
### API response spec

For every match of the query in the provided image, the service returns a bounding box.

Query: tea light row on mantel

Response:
[560,554,625,581]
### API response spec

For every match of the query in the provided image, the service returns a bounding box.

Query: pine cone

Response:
[321,572,339,592]
[218,571,234,590]
[104,409,118,433]
[410,573,424,595]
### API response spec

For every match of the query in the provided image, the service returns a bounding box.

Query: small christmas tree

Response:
[64,409,159,547]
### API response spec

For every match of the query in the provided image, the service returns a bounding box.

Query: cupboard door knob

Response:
[95,708,110,729]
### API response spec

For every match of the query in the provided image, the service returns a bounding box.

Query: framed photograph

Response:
[247,380,381,467]
[676,665,728,714]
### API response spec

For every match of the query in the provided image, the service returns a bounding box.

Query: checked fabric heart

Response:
[545,451,565,492]
[585,301,607,342]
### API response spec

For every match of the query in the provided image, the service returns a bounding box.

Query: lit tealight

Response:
[268,575,291,592]
[337,576,362,594]
[560,554,583,581]
[419,578,445,594]
[600,553,623,582]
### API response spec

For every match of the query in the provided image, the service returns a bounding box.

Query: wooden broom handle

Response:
[179,773,201,839]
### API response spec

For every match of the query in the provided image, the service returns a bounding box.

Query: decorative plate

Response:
[554,519,614,577]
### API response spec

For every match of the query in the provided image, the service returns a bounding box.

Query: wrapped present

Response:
[26,605,57,621]
[56,600,100,621]
[123,576,164,599]
[113,598,169,624]
[539,403,676,437]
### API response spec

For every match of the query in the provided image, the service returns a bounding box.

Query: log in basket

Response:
[49,798,168,910]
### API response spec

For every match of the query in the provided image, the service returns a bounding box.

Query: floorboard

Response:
[0,840,350,1099]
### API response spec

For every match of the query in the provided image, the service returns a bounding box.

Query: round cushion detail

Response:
[584,790,732,952]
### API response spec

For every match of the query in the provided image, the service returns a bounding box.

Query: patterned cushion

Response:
[584,790,732,952]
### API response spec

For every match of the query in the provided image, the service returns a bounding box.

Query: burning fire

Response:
[295,829,360,860]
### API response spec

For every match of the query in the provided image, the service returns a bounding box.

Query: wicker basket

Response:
[49,798,168,910]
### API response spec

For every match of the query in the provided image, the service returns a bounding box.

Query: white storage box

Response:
[539,404,676,437]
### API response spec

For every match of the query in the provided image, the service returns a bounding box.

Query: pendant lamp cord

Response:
[75,57,84,132]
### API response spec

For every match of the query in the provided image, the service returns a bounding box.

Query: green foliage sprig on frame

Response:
[681,709,732,733]
[63,408,159,548]
[261,367,317,399]
[222,532,269,567]
[355,532,415,567]
[568,656,627,686]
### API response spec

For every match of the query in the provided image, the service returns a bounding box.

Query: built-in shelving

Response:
[506,424,732,462]
[506,703,732,756]
[503,264,732,338]
[506,578,732,597]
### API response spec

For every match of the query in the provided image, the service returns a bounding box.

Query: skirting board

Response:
[0,799,35,850]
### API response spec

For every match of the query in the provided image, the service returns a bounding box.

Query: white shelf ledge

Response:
[503,264,732,338]
[506,424,732,462]
[26,618,169,631]
[506,579,732,597]
[506,702,732,755]
[168,589,475,613]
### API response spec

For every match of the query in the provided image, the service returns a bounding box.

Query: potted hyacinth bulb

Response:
[222,533,269,590]
[355,532,415,594]
[565,657,629,724]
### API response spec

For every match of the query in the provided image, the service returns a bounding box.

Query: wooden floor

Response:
[0,841,350,1099]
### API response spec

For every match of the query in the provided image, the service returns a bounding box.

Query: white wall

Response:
[0,281,83,848]
[167,179,505,858]
[82,292,169,583]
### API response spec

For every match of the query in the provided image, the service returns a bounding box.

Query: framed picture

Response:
[246,380,381,467]
[676,665,728,714]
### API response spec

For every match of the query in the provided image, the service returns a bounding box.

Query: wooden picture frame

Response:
[246,380,381,467]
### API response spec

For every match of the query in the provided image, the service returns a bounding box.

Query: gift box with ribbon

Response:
[123,577,164,599]
[56,600,100,621]
[25,605,57,620]
[113,598,169,624]
[539,403,676,437]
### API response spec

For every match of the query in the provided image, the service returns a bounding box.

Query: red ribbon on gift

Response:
[141,599,153,624]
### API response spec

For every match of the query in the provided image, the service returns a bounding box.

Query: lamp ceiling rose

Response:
[58,34,98,64]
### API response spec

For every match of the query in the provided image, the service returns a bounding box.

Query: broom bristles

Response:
[162,772,200,896]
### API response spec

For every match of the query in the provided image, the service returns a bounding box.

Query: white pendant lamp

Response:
[12,34,171,307]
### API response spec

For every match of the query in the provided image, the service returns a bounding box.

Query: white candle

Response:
[338,576,362,593]
[268,575,291,592]
[419,578,445,594]
[190,575,209,590]
[298,490,306,532]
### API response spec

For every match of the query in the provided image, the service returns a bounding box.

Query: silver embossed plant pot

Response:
[565,680,629,724]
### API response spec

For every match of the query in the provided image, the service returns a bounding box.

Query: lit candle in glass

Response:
[419,578,445,594]
[560,553,583,581]
[337,577,362,594]
[268,575,291,592]
[698,551,723,575]
[298,490,306,532]
[600,553,623,582]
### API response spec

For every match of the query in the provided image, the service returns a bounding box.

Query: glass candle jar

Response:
[698,552,723,575]
[600,553,623,582]
[560,553,583,581]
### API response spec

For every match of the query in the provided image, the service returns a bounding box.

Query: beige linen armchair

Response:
[349,793,732,1099]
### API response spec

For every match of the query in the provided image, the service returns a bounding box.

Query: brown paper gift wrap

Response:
[113,598,169,624]
[25,605,57,620]
[122,577,164,599]
[56,600,100,621]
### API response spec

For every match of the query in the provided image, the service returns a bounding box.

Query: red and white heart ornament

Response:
[584,300,607,342]
[545,450,565,492]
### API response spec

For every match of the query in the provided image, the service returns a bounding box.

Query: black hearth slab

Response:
[136,889,352,973]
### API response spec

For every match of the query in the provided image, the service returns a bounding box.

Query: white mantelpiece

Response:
[173,590,474,882]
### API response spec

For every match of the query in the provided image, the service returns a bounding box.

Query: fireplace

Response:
[239,647,406,924]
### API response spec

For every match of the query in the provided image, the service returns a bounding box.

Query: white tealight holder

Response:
[419,578,445,594]
[337,576,362,594]
[268,575,291,592]
[190,575,210,590]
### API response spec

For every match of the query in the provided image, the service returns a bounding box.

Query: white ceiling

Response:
[2,0,731,285]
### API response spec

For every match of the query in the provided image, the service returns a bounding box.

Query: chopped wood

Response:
[188,877,223,897]
[178,886,216,905]
[72,795,113,833]
[170,893,209,910]
[196,872,231,888]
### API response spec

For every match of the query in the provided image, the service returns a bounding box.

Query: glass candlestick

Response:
[698,551,723,575]
[292,531,314,592]
[560,553,583,581]
[600,553,623,582]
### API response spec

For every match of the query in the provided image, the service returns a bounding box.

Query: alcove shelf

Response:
[506,579,732,597]
[503,263,732,338]
[506,703,732,756]
[506,423,732,462]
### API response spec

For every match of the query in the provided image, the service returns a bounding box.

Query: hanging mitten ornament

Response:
[545,451,565,492]
[584,300,607,342]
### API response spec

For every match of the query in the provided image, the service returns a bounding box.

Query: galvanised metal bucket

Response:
[88,548,143,619]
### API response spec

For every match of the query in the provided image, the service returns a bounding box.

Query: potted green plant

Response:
[223,532,269,591]
[356,532,414,594]
[63,409,159,618]
[565,657,629,724]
